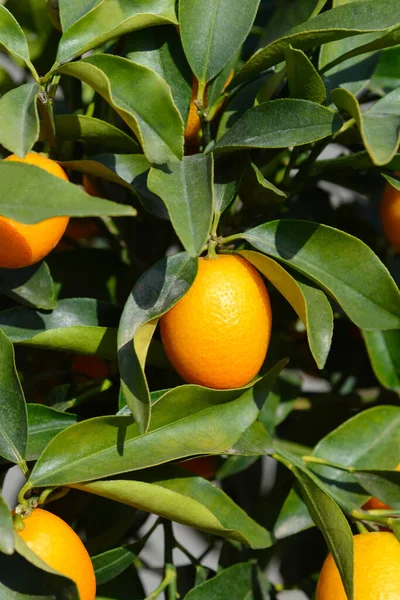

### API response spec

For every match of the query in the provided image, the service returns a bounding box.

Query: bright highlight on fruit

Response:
[160,254,272,389]
[381,180,400,252]
[0,152,70,269]
[316,532,400,600]
[17,508,96,600]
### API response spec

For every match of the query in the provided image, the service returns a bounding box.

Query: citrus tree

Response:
[0,0,400,598]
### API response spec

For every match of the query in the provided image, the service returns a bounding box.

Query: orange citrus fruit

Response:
[160,254,272,389]
[178,456,219,479]
[363,463,400,511]
[0,152,69,269]
[17,508,96,600]
[381,180,400,252]
[316,532,400,600]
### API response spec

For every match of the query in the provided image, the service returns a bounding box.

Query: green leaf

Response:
[0,298,120,359]
[179,0,260,83]
[354,468,400,510]
[0,162,135,223]
[125,25,192,124]
[285,45,326,103]
[58,54,184,165]
[243,220,400,330]
[58,0,100,31]
[75,468,272,549]
[185,562,259,598]
[213,154,244,214]
[331,87,400,165]
[29,381,265,487]
[148,155,214,257]
[214,99,341,151]
[251,164,287,199]
[259,0,328,47]
[0,262,56,310]
[0,83,39,157]
[310,406,400,508]
[273,487,314,539]
[6,0,53,61]
[49,115,139,153]
[0,329,27,465]
[0,6,32,67]
[227,421,274,456]
[93,546,137,586]
[0,535,79,599]
[370,46,400,91]
[55,0,177,65]
[117,253,197,432]
[26,404,78,461]
[234,0,400,85]
[0,492,13,555]
[239,250,333,369]
[362,329,400,392]
[292,465,354,600]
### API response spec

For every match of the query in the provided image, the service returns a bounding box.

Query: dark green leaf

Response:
[331,87,400,165]
[55,0,177,65]
[0,6,32,67]
[234,0,400,85]
[93,546,136,586]
[362,329,400,392]
[26,404,78,461]
[371,46,400,91]
[226,421,274,456]
[0,492,13,555]
[76,468,272,549]
[239,250,333,369]
[214,99,341,151]
[179,0,260,83]
[0,298,120,359]
[0,83,39,157]
[259,0,328,47]
[243,220,400,330]
[118,253,197,432]
[273,487,314,539]
[185,561,258,599]
[0,329,27,465]
[6,0,53,61]
[148,155,213,257]
[251,164,287,199]
[59,55,184,164]
[125,25,192,124]
[0,162,135,223]
[285,45,326,103]
[58,0,100,31]
[213,154,244,214]
[0,262,56,310]
[49,115,139,153]
[354,468,400,510]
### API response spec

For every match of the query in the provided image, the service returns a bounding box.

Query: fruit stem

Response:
[38,486,69,506]
[219,233,244,246]
[351,508,390,527]
[17,481,33,508]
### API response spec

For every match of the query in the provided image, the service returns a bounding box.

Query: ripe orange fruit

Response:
[381,180,400,252]
[0,152,69,268]
[316,532,400,600]
[178,456,219,479]
[185,71,234,146]
[363,463,400,511]
[160,254,272,389]
[17,508,96,600]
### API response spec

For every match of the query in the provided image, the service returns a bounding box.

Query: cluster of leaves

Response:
[0,0,400,598]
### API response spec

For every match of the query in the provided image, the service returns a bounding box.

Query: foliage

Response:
[0,0,399,598]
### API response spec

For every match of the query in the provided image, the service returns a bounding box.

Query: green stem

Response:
[18,460,29,478]
[219,233,245,246]
[17,481,33,508]
[163,521,177,600]
[38,487,69,506]
[144,566,176,600]
[351,508,389,527]
[38,88,57,151]
[302,455,354,473]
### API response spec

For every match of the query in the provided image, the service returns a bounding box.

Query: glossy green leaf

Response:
[75,467,272,549]
[213,154,244,214]
[243,220,400,330]
[185,562,258,599]
[55,0,177,65]
[331,87,400,165]
[179,0,260,83]
[58,0,100,31]
[214,99,341,151]
[354,468,400,510]
[292,465,354,600]
[0,535,79,599]
[273,487,314,539]
[0,330,27,465]
[93,546,137,586]
[0,298,120,359]
[251,164,287,199]
[0,83,39,158]
[26,404,78,461]
[0,162,135,223]
[226,421,274,456]
[310,406,400,508]
[148,155,214,257]
[371,46,400,91]
[125,25,192,123]
[309,150,400,177]
[362,329,400,392]
[259,0,328,47]
[285,45,326,103]
[0,492,13,555]
[29,379,266,487]
[49,115,139,152]
[234,0,400,85]
[6,0,53,61]
[0,262,56,310]
[0,6,32,67]
[59,55,184,165]
[118,253,197,432]
[239,251,333,369]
